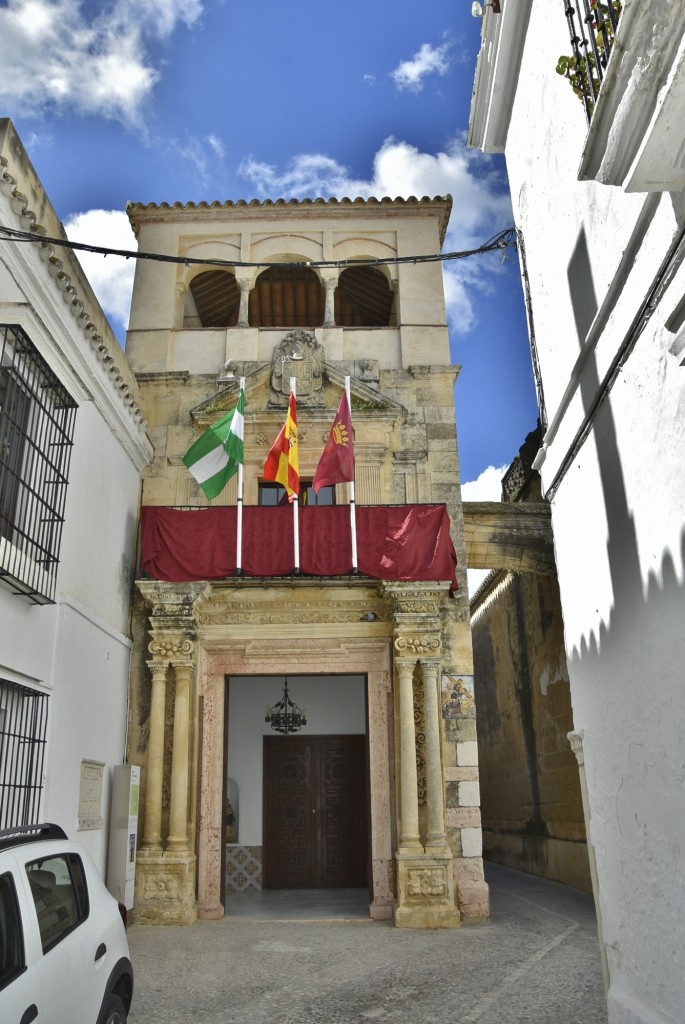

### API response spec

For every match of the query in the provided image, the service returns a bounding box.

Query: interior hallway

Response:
[128,863,607,1023]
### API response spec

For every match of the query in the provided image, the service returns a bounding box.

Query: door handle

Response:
[20,1005,38,1024]
[95,942,107,961]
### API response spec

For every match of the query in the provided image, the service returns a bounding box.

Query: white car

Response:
[0,823,134,1024]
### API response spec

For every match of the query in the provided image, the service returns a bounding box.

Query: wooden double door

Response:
[263,735,368,889]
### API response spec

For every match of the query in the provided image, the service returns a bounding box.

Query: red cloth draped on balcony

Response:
[140,504,458,592]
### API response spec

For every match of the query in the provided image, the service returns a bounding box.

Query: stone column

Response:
[237,278,251,327]
[385,581,459,928]
[323,277,336,327]
[396,659,421,851]
[197,667,226,920]
[134,580,210,925]
[167,661,193,850]
[140,660,168,850]
[420,657,448,849]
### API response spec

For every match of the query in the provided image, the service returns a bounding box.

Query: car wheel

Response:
[101,994,127,1024]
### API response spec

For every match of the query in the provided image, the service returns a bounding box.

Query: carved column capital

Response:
[148,636,194,663]
[138,581,210,662]
[386,581,448,665]
[394,634,441,657]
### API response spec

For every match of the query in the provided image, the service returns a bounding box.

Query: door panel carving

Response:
[264,736,368,888]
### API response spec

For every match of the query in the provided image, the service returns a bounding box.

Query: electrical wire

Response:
[0,223,518,270]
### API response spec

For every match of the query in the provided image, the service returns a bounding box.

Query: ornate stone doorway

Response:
[134,579,482,928]
[196,637,395,921]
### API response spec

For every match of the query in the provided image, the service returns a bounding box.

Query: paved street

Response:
[127,864,607,1024]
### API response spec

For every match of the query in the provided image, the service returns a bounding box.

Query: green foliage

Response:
[556,1,622,118]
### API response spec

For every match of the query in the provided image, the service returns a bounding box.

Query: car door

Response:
[22,851,105,1024]
[0,857,44,1024]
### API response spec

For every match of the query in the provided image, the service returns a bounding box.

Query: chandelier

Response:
[265,677,307,734]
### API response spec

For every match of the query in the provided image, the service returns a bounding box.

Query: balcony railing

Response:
[558,1,622,123]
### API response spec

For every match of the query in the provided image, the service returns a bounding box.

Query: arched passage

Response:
[249,266,324,327]
[335,266,394,326]
[184,270,240,327]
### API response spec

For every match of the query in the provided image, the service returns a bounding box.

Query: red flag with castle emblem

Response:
[313,391,354,492]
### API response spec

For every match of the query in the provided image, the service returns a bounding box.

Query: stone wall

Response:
[472,571,590,892]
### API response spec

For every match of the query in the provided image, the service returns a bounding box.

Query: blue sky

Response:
[0,0,538,488]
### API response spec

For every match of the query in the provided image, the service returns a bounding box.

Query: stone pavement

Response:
[127,863,607,1024]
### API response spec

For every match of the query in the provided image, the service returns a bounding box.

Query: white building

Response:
[469,4,685,1023]
[0,119,152,876]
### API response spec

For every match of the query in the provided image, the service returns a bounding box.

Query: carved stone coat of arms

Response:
[270,330,325,407]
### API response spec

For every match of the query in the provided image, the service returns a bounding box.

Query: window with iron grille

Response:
[0,678,49,829]
[558,1,622,123]
[0,325,77,604]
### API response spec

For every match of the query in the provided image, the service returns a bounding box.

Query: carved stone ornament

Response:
[148,637,194,661]
[140,867,181,902]
[395,600,438,615]
[407,867,447,897]
[394,635,441,656]
[270,330,325,406]
[413,674,427,807]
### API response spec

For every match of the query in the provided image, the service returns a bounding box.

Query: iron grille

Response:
[560,1,622,123]
[0,324,78,604]
[0,678,49,829]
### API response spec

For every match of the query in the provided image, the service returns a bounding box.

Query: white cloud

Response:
[461,465,508,597]
[0,0,202,126]
[461,465,508,503]
[64,209,137,340]
[390,42,451,93]
[171,133,226,188]
[239,133,512,334]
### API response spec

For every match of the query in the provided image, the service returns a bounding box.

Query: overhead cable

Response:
[0,224,518,270]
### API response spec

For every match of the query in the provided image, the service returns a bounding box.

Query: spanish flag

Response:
[264,392,300,500]
[312,391,354,492]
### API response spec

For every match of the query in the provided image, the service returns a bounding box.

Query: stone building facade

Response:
[124,196,489,927]
[470,433,590,893]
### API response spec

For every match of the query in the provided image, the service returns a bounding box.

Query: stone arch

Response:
[335,266,395,327]
[183,268,240,328]
[250,233,323,267]
[249,265,325,328]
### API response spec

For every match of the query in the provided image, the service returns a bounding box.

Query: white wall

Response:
[0,399,143,877]
[41,600,133,874]
[226,674,366,845]
[0,121,151,879]
[58,403,142,635]
[483,7,685,1022]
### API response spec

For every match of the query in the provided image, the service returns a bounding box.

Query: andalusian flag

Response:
[183,390,245,500]
[313,391,354,492]
[264,392,300,500]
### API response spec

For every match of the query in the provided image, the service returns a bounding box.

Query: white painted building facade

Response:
[0,119,152,876]
[469,4,685,1023]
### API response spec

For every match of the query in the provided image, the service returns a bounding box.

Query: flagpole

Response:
[345,376,359,573]
[290,376,300,574]
[235,376,245,576]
